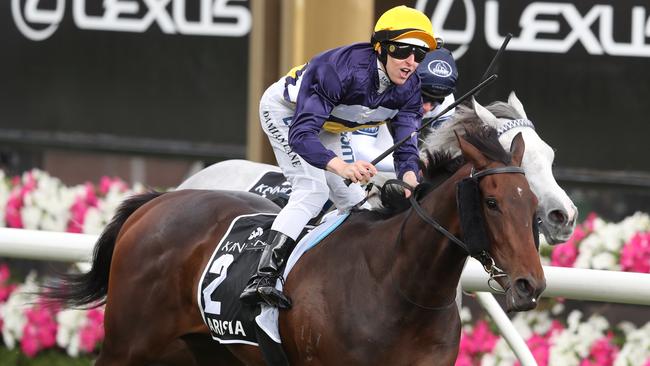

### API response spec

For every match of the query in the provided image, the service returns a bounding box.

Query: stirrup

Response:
[257,275,292,309]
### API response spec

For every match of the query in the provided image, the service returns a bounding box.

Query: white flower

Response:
[549,311,609,365]
[20,204,43,230]
[615,322,650,366]
[82,207,105,235]
[481,338,517,366]
[56,308,88,357]
[551,302,565,315]
[590,252,619,270]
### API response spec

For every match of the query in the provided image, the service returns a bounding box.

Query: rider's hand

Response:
[402,171,419,198]
[327,157,377,184]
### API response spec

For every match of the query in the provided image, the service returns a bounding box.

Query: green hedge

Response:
[0,347,93,366]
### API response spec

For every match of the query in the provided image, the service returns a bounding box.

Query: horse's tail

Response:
[41,191,164,308]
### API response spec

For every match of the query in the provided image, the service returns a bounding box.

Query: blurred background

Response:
[1,0,648,221]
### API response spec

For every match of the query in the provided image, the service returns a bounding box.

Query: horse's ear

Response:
[455,131,489,169]
[510,132,526,167]
[508,91,528,119]
[472,97,499,128]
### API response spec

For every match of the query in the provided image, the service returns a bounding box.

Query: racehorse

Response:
[178,92,577,244]
[44,125,545,365]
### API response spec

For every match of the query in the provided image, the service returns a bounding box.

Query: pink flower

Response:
[20,330,39,358]
[583,212,598,232]
[20,304,58,357]
[454,353,474,366]
[515,320,563,366]
[99,176,128,195]
[84,182,98,206]
[620,232,650,273]
[0,263,10,283]
[580,333,618,366]
[67,182,100,233]
[526,334,550,366]
[0,263,17,302]
[79,308,105,353]
[551,241,578,267]
[456,320,499,365]
[0,284,17,303]
[5,189,24,228]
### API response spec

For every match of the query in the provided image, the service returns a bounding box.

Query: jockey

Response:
[349,47,459,172]
[240,5,437,309]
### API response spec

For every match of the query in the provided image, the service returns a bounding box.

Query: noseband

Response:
[390,165,526,294]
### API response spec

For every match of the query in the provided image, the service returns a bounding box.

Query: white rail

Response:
[475,292,537,366]
[0,228,96,262]
[2,228,650,305]
[462,259,650,306]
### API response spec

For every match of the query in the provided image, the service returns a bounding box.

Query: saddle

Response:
[197,211,349,346]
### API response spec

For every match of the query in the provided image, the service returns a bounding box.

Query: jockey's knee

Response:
[288,181,330,218]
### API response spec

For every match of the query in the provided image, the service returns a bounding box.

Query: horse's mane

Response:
[420,101,524,160]
[363,124,510,218]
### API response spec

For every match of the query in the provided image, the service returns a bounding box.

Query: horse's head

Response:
[472,94,578,244]
[457,130,546,312]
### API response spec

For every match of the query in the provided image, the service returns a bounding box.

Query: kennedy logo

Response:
[417,0,650,59]
[12,0,251,42]
[427,60,453,78]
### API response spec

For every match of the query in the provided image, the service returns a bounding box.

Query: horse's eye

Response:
[485,197,499,210]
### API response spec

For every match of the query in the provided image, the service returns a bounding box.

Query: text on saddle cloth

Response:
[197,211,350,345]
[247,171,291,207]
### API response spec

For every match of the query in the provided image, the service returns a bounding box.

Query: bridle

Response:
[389,164,526,301]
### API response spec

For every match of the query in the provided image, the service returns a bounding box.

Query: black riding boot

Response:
[240,230,296,309]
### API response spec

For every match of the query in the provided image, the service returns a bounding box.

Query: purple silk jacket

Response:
[282,42,422,179]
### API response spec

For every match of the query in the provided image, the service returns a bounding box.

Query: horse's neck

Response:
[388,171,469,311]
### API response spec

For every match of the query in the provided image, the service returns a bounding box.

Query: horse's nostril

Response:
[548,209,568,225]
[515,278,534,297]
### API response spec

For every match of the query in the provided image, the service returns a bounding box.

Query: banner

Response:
[379,0,650,172]
[1,0,251,158]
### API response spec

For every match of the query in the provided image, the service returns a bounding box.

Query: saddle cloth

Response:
[197,211,349,345]
[246,171,291,207]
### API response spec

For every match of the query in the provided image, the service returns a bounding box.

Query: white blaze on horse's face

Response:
[473,94,578,244]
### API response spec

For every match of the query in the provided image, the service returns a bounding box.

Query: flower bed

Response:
[457,301,650,366]
[0,263,101,363]
[1,169,144,234]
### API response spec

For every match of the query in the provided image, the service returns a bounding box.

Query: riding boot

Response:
[240,230,296,309]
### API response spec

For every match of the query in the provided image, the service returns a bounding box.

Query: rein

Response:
[388,165,526,306]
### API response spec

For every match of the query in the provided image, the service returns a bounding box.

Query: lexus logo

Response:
[12,0,65,41]
[416,0,650,59]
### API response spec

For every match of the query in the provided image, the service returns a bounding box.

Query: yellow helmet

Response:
[372,6,437,50]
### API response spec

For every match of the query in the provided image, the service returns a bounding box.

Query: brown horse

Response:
[44,127,545,365]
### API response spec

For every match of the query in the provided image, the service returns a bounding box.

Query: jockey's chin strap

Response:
[387,165,526,293]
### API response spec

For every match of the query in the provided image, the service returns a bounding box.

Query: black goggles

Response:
[383,42,429,63]
[421,89,446,105]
